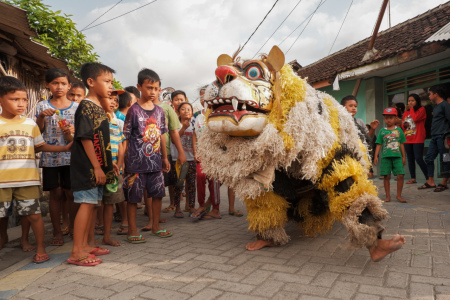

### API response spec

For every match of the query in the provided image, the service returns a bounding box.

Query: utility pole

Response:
[352,0,390,96]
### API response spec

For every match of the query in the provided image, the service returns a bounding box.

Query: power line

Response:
[285,0,326,55]
[82,0,158,31]
[252,0,303,58]
[328,0,353,55]
[81,0,123,31]
[279,0,327,46]
[241,0,280,52]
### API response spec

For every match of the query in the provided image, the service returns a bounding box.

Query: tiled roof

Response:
[294,2,450,84]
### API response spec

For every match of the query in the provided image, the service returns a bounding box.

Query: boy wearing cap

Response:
[374,107,407,203]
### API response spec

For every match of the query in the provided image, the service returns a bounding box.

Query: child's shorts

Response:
[380,157,405,176]
[163,155,177,187]
[42,166,71,191]
[123,171,165,204]
[73,186,103,205]
[103,175,125,205]
[0,186,41,218]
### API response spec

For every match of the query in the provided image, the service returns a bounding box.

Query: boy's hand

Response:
[177,152,187,165]
[94,167,106,185]
[162,158,170,173]
[402,157,406,166]
[113,163,120,176]
[64,142,73,152]
[194,153,201,163]
[373,157,378,166]
[370,120,380,130]
[39,108,56,118]
[62,124,75,135]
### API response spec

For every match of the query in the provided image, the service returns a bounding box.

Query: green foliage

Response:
[113,79,123,90]
[3,0,99,77]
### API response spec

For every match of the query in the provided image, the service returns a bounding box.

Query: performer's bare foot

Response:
[369,234,405,262]
[246,239,275,251]
[383,197,391,202]
[397,196,407,203]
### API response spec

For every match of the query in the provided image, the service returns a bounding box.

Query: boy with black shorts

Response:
[374,107,407,203]
[68,63,115,266]
[123,68,171,243]
[0,76,72,262]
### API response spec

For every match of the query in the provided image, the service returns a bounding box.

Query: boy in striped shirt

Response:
[0,76,72,262]
[101,95,126,246]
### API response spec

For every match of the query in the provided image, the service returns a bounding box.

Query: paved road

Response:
[0,179,449,300]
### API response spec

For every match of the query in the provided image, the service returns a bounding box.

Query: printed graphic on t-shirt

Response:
[384,131,400,153]
[403,115,416,136]
[142,117,161,156]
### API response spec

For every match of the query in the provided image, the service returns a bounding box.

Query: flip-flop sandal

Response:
[174,211,184,218]
[95,226,105,235]
[201,214,222,220]
[418,183,436,190]
[61,226,69,235]
[50,237,64,246]
[67,255,102,266]
[152,229,173,238]
[124,235,146,244]
[191,209,207,220]
[117,225,128,235]
[89,247,110,256]
[176,162,190,189]
[33,252,50,264]
[434,184,449,192]
[162,206,175,213]
[229,210,244,217]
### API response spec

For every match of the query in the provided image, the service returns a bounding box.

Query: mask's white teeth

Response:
[219,99,224,104]
[242,103,246,110]
[213,99,218,104]
[232,99,238,111]
[204,102,208,110]
[226,99,231,103]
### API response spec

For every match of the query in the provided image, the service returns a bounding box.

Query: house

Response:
[0,1,72,118]
[291,2,450,179]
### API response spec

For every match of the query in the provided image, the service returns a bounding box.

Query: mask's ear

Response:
[217,54,233,67]
[267,45,285,72]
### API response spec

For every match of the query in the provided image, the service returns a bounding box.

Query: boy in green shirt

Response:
[374,107,407,203]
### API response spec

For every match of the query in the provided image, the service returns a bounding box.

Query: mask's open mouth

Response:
[206,97,267,124]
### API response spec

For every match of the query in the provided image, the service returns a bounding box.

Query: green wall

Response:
[319,80,367,122]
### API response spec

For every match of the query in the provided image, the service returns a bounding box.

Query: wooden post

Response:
[352,0,390,96]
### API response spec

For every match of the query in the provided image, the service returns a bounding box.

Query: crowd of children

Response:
[0,61,448,266]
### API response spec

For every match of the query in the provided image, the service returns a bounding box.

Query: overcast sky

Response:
[44,0,446,104]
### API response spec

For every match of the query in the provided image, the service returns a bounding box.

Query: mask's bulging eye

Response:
[246,66,262,80]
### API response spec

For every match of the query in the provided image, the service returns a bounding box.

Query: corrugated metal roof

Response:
[425,21,450,42]
[0,2,71,73]
[0,2,38,38]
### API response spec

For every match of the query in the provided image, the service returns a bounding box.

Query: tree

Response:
[3,0,99,77]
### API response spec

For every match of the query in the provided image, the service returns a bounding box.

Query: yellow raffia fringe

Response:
[296,192,335,236]
[314,96,341,179]
[268,64,306,151]
[245,191,289,234]
[317,156,377,221]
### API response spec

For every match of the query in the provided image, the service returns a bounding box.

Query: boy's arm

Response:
[35,142,72,153]
[374,144,381,166]
[117,142,124,173]
[400,143,406,166]
[80,138,106,185]
[169,130,187,164]
[160,134,170,173]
